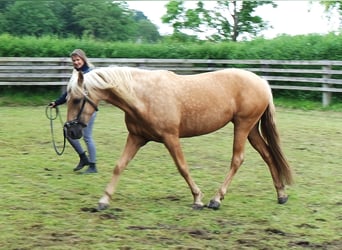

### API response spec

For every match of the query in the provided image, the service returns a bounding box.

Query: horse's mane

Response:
[68,66,138,105]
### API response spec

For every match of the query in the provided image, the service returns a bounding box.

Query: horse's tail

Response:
[260,101,293,185]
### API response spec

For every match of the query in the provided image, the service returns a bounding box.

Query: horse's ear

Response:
[77,71,84,87]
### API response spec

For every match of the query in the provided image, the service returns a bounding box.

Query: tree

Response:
[72,0,137,41]
[162,0,277,42]
[132,10,161,43]
[49,0,84,38]
[3,1,61,37]
[319,0,342,12]
[319,0,342,26]
[0,0,161,42]
[0,0,15,11]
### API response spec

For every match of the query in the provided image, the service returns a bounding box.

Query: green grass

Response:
[0,87,62,106]
[0,105,341,249]
[274,97,342,111]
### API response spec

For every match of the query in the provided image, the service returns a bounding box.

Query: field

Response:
[0,105,341,249]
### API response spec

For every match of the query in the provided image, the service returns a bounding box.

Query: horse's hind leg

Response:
[98,133,146,210]
[247,124,288,204]
[163,135,204,209]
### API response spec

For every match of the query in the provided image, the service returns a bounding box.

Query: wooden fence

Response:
[1,57,341,106]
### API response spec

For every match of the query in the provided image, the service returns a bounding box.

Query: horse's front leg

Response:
[98,133,146,210]
[163,135,204,209]
[208,127,249,210]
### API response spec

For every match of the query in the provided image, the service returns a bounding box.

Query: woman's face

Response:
[71,55,85,70]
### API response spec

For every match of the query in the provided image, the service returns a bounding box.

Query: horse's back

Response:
[175,68,271,112]
[210,68,270,95]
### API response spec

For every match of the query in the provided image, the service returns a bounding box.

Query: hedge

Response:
[1,33,342,60]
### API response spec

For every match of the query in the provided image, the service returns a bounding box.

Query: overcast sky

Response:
[127,1,340,39]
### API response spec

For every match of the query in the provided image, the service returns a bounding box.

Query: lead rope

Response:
[45,106,66,155]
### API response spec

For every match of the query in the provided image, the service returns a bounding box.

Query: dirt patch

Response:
[81,207,99,213]
[288,238,342,249]
[188,229,213,240]
[99,213,119,220]
[265,228,286,236]
[127,225,159,230]
[237,238,261,248]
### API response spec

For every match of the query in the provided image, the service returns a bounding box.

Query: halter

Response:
[76,94,99,121]
[64,92,99,139]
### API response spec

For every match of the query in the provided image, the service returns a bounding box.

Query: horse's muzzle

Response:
[64,120,86,139]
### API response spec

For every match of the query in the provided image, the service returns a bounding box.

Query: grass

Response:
[0,105,341,249]
[0,87,62,106]
[273,96,342,111]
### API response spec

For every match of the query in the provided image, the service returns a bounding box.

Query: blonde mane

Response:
[67,69,84,98]
[67,67,138,105]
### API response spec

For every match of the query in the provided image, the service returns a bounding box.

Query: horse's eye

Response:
[73,99,81,105]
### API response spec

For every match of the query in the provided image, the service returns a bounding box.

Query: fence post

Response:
[60,58,68,94]
[322,65,332,107]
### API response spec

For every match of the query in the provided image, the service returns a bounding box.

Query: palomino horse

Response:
[64,66,293,210]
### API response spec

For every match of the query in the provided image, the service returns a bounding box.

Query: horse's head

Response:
[64,71,99,139]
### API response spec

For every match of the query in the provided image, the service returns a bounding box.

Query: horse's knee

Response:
[231,154,244,168]
[113,165,124,175]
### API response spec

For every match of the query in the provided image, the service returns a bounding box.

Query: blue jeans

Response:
[67,112,97,163]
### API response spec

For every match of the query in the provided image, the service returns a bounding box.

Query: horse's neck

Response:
[105,91,143,118]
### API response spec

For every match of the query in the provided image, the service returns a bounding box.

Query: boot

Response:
[83,163,98,174]
[73,152,89,172]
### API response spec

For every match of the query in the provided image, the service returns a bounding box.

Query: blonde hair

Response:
[70,49,94,68]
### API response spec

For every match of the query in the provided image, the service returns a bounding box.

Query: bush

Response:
[1,32,341,59]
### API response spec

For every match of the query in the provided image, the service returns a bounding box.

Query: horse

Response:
[64,66,293,210]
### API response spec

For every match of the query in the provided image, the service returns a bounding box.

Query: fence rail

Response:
[1,57,341,106]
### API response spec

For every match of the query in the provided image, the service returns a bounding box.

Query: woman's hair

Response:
[70,49,94,68]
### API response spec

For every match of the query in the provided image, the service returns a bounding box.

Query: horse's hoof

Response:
[207,199,220,210]
[278,196,288,204]
[98,203,109,211]
[192,203,204,210]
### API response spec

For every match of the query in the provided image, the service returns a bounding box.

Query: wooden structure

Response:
[0,57,341,106]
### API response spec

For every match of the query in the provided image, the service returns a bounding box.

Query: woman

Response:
[49,49,97,174]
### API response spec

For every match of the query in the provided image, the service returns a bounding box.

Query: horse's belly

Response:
[179,111,231,137]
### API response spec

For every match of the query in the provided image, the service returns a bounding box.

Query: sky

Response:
[126,0,341,39]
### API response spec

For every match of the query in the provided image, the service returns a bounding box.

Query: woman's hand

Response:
[48,101,56,108]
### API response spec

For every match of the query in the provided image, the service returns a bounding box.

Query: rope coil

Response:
[45,106,66,155]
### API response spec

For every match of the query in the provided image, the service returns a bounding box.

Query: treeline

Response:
[0,0,160,42]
